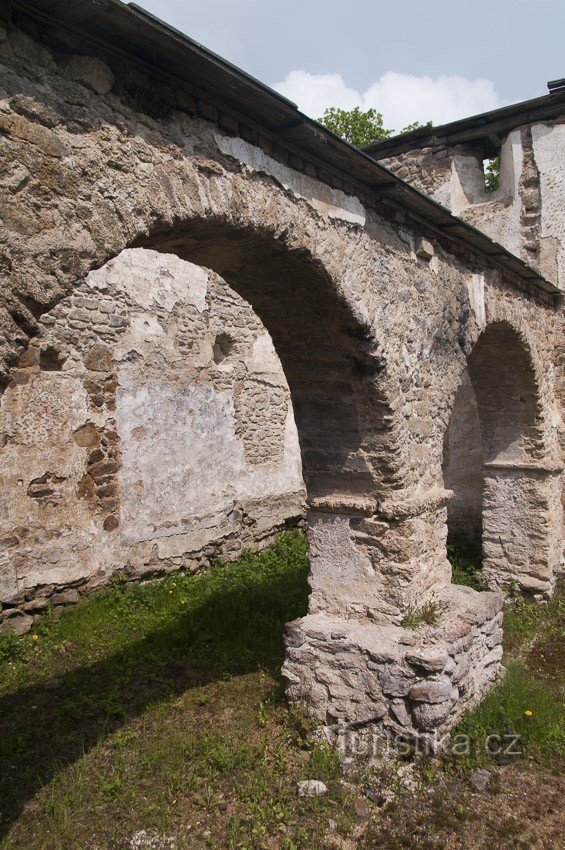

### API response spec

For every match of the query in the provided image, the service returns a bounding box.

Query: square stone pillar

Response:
[284,496,504,755]
[482,462,563,595]
[306,490,454,621]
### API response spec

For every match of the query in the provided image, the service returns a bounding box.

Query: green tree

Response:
[318,106,393,147]
[484,156,500,192]
[400,120,434,133]
[318,107,433,147]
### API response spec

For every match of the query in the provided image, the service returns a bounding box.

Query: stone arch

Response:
[128,215,401,618]
[443,320,561,594]
[2,182,406,621]
[132,217,388,498]
[2,141,402,487]
[1,139,374,395]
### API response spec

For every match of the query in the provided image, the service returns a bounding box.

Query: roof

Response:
[548,79,565,95]
[363,90,565,159]
[9,0,561,298]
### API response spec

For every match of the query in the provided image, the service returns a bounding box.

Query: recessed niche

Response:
[212,332,235,364]
[39,345,66,371]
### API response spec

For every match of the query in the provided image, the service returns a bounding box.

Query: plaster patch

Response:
[466,274,486,330]
[87,249,210,312]
[216,134,366,226]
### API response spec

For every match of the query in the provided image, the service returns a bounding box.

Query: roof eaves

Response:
[363,91,565,157]
[11,0,562,299]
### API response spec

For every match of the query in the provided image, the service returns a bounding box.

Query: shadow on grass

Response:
[0,535,310,838]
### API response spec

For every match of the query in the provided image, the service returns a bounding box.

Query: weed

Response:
[257,700,268,728]
[304,742,341,783]
[0,633,25,664]
[401,601,442,628]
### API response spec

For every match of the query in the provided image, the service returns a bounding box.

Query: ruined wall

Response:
[379,118,565,290]
[0,16,561,610]
[0,11,563,738]
[0,248,304,618]
[381,120,565,589]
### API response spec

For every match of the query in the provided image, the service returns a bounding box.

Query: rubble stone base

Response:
[283,584,503,755]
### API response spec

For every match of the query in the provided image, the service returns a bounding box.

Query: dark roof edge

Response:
[9,0,562,299]
[127,3,299,112]
[363,90,565,158]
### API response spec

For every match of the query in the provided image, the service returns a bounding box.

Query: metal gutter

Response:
[363,91,565,158]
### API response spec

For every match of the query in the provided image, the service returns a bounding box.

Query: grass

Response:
[0,532,357,849]
[0,531,563,849]
[447,537,564,766]
[454,660,564,764]
[447,536,485,590]
[503,585,564,653]
[452,582,564,768]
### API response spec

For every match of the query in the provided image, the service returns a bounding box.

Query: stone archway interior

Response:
[1,218,392,619]
[443,368,484,546]
[443,321,559,594]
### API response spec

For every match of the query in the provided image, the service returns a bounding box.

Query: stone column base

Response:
[283,585,503,756]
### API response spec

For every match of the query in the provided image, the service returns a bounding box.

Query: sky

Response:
[132,0,564,131]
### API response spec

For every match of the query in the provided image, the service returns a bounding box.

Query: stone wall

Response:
[0,10,562,742]
[0,249,305,619]
[379,117,565,290]
[380,118,565,588]
[284,584,503,753]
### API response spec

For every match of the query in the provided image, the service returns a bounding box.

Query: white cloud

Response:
[273,70,504,132]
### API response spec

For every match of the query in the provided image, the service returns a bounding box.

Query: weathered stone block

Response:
[408,679,453,704]
[405,645,449,672]
[0,610,33,635]
[65,55,115,95]
[51,589,80,606]
[411,700,454,730]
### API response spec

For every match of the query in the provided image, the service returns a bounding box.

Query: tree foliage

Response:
[318,106,392,147]
[319,106,501,194]
[484,156,500,192]
[400,120,434,133]
[318,107,433,148]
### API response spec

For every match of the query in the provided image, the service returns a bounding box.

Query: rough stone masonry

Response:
[0,0,563,748]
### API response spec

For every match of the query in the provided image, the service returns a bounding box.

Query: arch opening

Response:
[134,219,388,504]
[443,321,558,594]
[0,218,393,616]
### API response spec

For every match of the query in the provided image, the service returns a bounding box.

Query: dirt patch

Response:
[528,632,565,685]
[358,762,564,850]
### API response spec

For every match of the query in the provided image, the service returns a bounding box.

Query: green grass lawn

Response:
[0,532,563,849]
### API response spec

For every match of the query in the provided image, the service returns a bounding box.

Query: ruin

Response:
[0,0,563,747]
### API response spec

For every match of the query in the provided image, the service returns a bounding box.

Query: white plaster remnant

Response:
[216,134,366,226]
[466,274,486,330]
